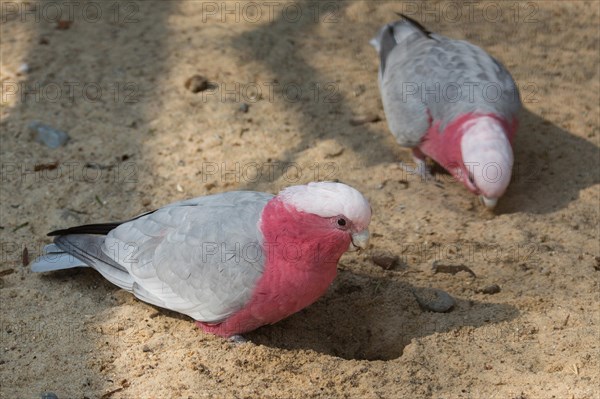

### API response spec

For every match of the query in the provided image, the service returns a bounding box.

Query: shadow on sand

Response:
[248,269,519,361]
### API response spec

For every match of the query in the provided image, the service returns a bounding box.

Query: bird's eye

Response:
[337,218,347,227]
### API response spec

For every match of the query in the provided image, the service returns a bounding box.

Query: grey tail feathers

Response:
[371,14,434,76]
[378,24,397,75]
[32,211,158,287]
[30,243,89,272]
[31,235,134,291]
[395,13,433,38]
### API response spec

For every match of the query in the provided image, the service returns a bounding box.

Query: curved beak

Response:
[349,230,370,251]
[479,196,498,209]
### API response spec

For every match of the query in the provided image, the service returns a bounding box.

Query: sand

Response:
[1,0,598,398]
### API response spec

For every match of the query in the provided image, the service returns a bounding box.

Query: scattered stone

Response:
[142,345,151,352]
[39,37,49,45]
[22,247,29,267]
[34,162,59,172]
[148,311,160,318]
[371,252,399,270]
[41,393,58,399]
[95,195,106,207]
[478,284,501,295]
[0,269,15,277]
[56,20,72,30]
[85,162,113,170]
[431,261,476,278]
[239,103,250,113]
[12,222,29,232]
[17,63,30,75]
[29,121,70,148]
[100,387,123,399]
[228,335,248,344]
[412,287,455,313]
[239,127,250,137]
[375,180,387,190]
[321,140,344,158]
[325,146,344,158]
[349,114,381,126]
[353,84,366,97]
[60,208,84,223]
[185,75,209,93]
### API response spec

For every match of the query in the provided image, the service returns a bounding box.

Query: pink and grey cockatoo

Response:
[31,182,371,338]
[371,15,521,208]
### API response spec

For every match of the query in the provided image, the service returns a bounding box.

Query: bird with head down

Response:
[371,14,521,209]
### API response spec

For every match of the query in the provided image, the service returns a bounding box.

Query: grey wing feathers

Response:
[374,20,436,146]
[104,191,272,322]
[33,191,273,323]
[425,38,521,129]
[379,31,434,146]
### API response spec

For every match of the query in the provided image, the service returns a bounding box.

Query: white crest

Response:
[461,117,514,199]
[278,182,371,229]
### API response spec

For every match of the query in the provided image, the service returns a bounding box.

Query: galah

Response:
[31,182,371,338]
[371,15,521,208]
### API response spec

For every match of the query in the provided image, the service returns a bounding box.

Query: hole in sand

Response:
[248,270,518,361]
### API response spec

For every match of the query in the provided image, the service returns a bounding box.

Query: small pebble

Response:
[349,114,381,126]
[60,208,83,223]
[17,63,30,75]
[142,345,151,352]
[229,335,248,344]
[56,20,72,30]
[321,140,345,158]
[478,284,501,295]
[412,288,455,313]
[239,103,250,113]
[370,252,399,270]
[353,84,366,97]
[29,121,70,148]
[185,75,209,93]
[22,247,29,267]
[325,147,344,158]
[431,261,476,278]
[41,393,59,399]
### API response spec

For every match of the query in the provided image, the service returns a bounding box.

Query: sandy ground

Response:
[1,0,599,398]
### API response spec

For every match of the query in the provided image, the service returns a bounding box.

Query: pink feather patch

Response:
[196,198,351,337]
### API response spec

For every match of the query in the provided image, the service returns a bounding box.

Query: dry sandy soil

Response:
[1,0,599,398]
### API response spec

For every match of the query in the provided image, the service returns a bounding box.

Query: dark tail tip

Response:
[48,222,122,236]
[395,12,432,37]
